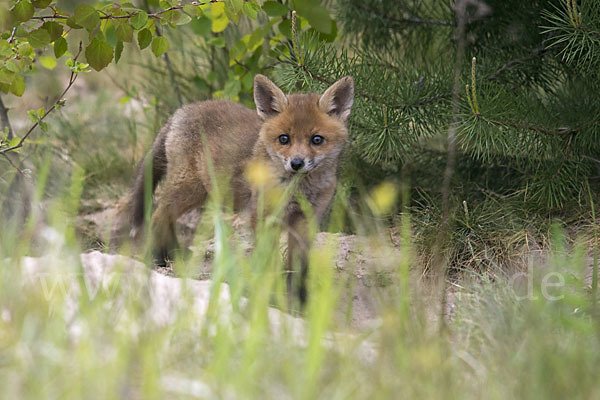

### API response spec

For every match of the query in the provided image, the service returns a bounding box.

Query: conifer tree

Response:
[277,0,600,210]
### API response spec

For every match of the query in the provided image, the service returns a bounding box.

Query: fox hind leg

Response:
[151,166,207,265]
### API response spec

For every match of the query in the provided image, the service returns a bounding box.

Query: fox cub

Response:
[128,74,354,303]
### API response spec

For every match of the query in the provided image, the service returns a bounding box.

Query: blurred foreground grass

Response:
[0,168,598,399]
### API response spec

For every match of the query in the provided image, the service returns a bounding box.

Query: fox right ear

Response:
[254,74,288,120]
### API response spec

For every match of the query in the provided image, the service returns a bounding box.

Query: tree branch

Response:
[479,116,596,136]
[29,0,245,22]
[302,65,450,111]
[0,43,83,155]
[484,46,548,82]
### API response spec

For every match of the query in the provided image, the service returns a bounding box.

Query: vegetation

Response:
[0,0,599,399]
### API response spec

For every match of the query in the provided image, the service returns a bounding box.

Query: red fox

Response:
[127,74,354,304]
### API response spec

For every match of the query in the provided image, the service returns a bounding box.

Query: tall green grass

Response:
[1,163,599,400]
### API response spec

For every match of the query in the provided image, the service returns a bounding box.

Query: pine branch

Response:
[348,3,454,27]
[300,64,450,110]
[484,46,548,82]
[479,115,598,136]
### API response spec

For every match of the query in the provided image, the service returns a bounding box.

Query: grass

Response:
[0,162,599,399]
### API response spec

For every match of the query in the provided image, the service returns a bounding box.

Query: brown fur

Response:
[127,75,354,305]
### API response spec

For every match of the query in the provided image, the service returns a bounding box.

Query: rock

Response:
[18,251,376,363]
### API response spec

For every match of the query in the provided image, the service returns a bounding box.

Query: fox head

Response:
[253,75,354,176]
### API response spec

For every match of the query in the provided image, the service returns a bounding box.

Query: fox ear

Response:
[318,76,354,122]
[254,74,288,120]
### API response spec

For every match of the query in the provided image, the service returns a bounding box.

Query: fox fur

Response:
[127,74,354,303]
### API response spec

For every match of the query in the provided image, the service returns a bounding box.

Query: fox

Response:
[126,74,354,304]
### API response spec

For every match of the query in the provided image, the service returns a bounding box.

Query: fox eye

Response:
[278,134,290,145]
[311,135,324,145]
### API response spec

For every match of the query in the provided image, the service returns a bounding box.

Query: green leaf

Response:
[137,28,152,50]
[115,23,133,43]
[39,55,57,70]
[8,137,21,148]
[28,28,51,49]
[263,1,288,17]
[183,4,200,16]
[42,22,63,42]
[104,22,117,47]
[4,60,19,73]
[54,37,67,58]
[190,17,211,36]
[162,10,181,25]
[311,19,337,42]
[279,19,292,38]
[32,0,51,8]
[27,109,39,122]
[224,7,241,24]
[212,14,229,33]
[130,11,148,30]
[151,36,169,57]
[0,41,11,58]
[85,37,114,71]
[223,78,241,99]
[229,39,246,62]
[291,0,332,34]
[242,2,260,19]
[66,17,82,30]
[210,2,225,17]
[225,0,243,15]
[207,36,225,47]
[115,41,123,63]
[175,14,192,26]
[12,1,34,23]
[74,4,100,31]
[9,74,25,97]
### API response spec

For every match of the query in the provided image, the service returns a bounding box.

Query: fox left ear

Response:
[254,74,288,120]
[318,76,354,122]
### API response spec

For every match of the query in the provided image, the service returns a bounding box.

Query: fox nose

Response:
[290,158,305,171]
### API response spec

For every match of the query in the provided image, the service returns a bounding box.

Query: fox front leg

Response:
[286,209,310,308]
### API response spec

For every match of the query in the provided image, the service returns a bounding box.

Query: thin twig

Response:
[2,152,23,174]
[7,27,17,44]
[30,0,244,21]
[0,42,84,155]
[484,46,547,82]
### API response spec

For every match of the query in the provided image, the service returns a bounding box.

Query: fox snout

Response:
[285,156,317,173]
[290,158,304,171]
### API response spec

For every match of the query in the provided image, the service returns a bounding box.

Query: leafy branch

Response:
[28,0,242,21]
[0,42,87,155]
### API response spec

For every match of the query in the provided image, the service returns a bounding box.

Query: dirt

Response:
[78,203,599,331]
